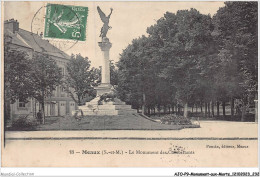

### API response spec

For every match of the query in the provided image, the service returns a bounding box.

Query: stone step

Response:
[82,111,137,116]
[81,101,126,106]
[102,101,126,105]
[80,106,134,112]
[78,105,98,110]
[81,108,137,116]
[79,97,136,116]
[84,99,126,105]
[82,110,118,116]
[98,105,132,110]
[79,104,132,110]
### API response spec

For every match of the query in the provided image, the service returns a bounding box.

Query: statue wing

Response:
[97,6,107,23]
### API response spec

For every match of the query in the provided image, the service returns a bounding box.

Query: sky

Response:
[4,1,225,68]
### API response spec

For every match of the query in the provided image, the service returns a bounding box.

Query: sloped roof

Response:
[18,29,70,59]
[6,28,70,60]
[5,29,30,48]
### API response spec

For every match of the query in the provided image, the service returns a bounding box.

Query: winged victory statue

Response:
[97,6,113,38]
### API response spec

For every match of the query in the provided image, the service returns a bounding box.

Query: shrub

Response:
[160,114,192,125]
[11,116,36,130]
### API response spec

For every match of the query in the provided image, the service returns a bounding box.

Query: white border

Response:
[1,0,259,176]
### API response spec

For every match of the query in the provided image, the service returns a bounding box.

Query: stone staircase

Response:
[78,97,137,116]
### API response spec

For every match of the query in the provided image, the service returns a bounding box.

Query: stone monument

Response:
[95,37,112,96]
[78,7,136,116]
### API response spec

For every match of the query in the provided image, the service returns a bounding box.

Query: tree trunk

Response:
[192,105,194,113]
[168,106,171,114]
[222,101,226,118]
[41,102,45,124]
[142,93,146,115]
[241,103,246,122]
[217,101,220,117]
[211,101,214,117]
[205,102,207,118]
[34,99,37,119]
[208,102,211,117]
[163,106,166,114]
[78,95,81,106]
[196,104,198,113]
[200,104,203,113]
[171,105,174,114]
[183,103,188,118]
[231,97,234,118]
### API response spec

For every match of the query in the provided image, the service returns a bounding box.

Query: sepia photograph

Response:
[1,0,258,170]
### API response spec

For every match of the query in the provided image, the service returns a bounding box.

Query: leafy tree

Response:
[110,60,119,86]
[30,53,62,124]
[117,36,159,114]
[64,54,100,106]
[117,3,257,121]
[147,9,215,117]
[4,36,33,121]
[213,1,258,120]
[118,9,215,117]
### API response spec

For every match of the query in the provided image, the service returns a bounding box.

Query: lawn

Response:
[7,113,199,131]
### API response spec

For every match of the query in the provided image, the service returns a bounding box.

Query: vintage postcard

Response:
[1,0,258,170]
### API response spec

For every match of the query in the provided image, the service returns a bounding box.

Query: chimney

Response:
[4,19,19,33]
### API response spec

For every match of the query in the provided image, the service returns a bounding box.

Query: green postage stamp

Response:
[44,4,88,41]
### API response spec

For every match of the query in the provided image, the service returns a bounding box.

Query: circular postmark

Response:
[31,3,88,53]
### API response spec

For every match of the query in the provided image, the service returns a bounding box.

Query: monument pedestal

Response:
[79,98,136,116]
[95,83,112,96]
[79,37,136,116]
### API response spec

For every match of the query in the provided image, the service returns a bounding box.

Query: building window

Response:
[52,90,55,97]
[18,100,26,108]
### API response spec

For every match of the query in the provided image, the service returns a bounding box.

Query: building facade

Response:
[4,19,77,118]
